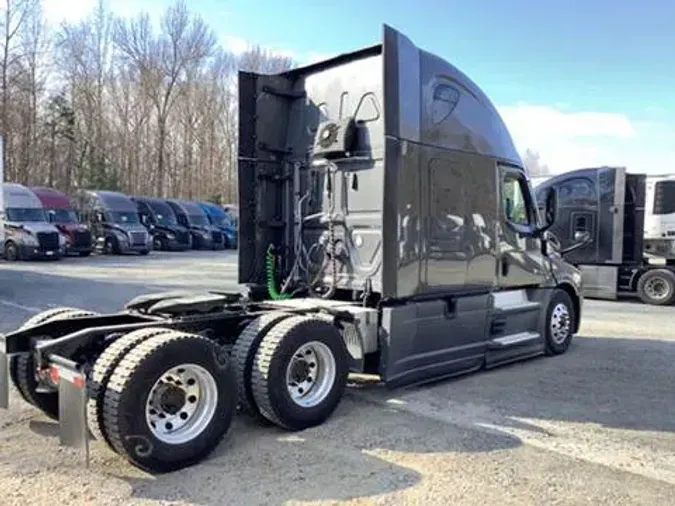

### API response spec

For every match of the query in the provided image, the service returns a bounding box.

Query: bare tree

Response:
[113,0,216,196]
[522,148,552,177]
[0,0,39,180]
[2,0,299,203]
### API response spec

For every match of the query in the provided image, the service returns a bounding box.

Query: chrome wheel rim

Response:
[644,276,671,301]
[550,302,571,344]
[145,363,218,444]
[285,341,336,408]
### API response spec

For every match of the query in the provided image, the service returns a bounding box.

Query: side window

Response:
[558,177,596,205]
[502,171,532,226]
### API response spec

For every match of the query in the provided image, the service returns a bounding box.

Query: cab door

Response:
[497,164,548,289]
[536,166,626,265]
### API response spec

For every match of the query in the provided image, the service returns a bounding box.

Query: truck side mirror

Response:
[543,187,558,228]
[47,210,55,223]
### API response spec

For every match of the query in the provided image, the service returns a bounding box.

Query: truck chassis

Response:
[0,286,578,473]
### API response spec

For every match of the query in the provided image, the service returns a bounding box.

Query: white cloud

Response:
[221,34,296,60]
[42,0,96,25]
[498,104,675,175]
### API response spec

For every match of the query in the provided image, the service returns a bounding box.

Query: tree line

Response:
[0,0,294,204]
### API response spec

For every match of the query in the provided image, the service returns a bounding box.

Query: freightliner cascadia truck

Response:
[0,25,585,473]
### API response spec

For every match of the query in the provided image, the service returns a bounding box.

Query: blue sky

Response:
[45,0,675,174]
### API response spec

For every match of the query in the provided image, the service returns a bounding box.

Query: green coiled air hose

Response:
[266,244,291,300]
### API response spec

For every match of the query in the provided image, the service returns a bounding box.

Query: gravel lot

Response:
[1,251,675,506]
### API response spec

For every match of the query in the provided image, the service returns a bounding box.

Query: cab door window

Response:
[502,170,533,227]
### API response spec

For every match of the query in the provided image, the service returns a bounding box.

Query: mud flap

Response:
[51,360,90,467]
[0,340,8,409]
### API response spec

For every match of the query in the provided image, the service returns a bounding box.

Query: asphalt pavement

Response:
[0,251,674,506]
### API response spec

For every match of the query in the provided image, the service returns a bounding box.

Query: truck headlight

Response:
[23,233,38,246]
[166,233,175,240]
[59,234,68,247]
[114,230,128,243]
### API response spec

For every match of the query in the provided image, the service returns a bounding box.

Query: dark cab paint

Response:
[165,199,222,250]
[238,24,583,387]
[131,196,192,251]
[197,201,237,249]
[73,190,151,255]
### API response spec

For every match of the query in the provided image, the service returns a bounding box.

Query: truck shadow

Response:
[114,395,522,505]
[356,334,675,436]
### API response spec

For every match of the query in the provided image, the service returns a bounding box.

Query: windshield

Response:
[188,213,209,226]
[206,210,227,227]
[48,209,79,224]
[148,202,178,225]
[109,211,140,225]
[6,207,46,222]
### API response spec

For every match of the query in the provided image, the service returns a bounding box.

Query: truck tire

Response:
[250,315,349,431]
[544,289,575,356]
[4,240,19,261]
[10,307,99,419]
[86,327,175,445]
[636,269,675,306]
[101,331,237,473]
[231,312,293,423]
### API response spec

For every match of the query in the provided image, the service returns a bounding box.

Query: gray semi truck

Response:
[0,25,585,473]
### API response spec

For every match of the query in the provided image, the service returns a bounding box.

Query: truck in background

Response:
[197,201,238,249]
[1,183,65,261]
[643,174,675,257]
[165,199,221,250]
[533,166,675,305]
[132,196,192,251]
[30,187,93,257]
[73,190,151,255]
[0,25,584,473]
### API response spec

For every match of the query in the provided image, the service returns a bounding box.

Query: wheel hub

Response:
[145,364,218,444]
[550,302,571,345]
[156,384,186,415]
[289,359,312,384]
[285,341,336,408]
[645,277,669,300]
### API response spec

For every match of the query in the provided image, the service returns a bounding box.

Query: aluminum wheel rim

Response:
[145,363,218,445]
[644,276,671,301]
[285,341,336,408]
[550,302,571,345]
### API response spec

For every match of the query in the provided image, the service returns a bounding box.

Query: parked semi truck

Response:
[533,172,675,261]
[73,190,151,255]
[533,166,675,305]
[0,25,584,474]
[132,196,192,251]
[1,183,65,261]
[165,199,223,250]
[30,187,94,257]
[198,201,238,249]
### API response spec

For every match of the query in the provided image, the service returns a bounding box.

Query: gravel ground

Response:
[1,251,674,506]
